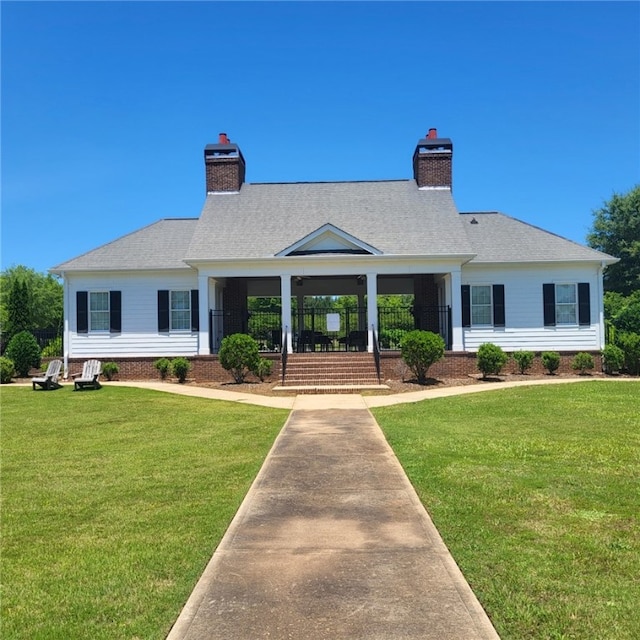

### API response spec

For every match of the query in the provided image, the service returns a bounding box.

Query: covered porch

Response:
[198,269,462,355]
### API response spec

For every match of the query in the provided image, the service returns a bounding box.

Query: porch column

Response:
[280,274,293,354]
[197,274,209,355]
[449,269,464,351]
[366,272,378,353]
[62,273,70,378]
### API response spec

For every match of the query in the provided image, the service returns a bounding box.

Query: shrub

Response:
[41,336,62,358]
[252,357,273,382]
[399,330,445,384]
[602,344,625,374]
[5,331,41,377]
[476,343,508,379]
[0,356,15,384]
[542,351,561,375]
[571,352,595,375]
[171,357,191,383]
[219,334,261,383]
[378,328,408,350]
[512,350,534,375]
[153,358,171,380]
[617,331,640,375]
[102,362,119,381]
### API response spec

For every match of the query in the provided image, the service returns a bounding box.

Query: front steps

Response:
[275,352,388,393]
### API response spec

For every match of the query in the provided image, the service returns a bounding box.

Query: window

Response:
[555,284,577,325]
[76,291,121,334]
[170,290,191,331]
[471,286,492,325]
[157,289,199,333]
[543,283,590,327]
[462,284,505,327]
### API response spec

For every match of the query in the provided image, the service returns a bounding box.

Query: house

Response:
[51,129,616,378]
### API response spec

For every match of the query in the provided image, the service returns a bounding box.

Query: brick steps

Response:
[282,353,381,387]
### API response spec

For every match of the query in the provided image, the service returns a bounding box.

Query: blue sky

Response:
[2,1,639,274]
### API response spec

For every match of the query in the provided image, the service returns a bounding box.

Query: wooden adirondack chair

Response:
[32,359,63,390]
[72,359,102,391]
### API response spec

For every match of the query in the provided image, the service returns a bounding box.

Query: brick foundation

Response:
[63,351,603,383]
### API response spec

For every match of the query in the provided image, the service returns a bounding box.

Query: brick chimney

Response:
[412,128,453,190]
[204,133,246,193]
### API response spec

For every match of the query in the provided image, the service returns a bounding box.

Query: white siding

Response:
[66,271,201,357]
[461,263,603,352]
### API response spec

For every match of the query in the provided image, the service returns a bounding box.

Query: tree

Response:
[0,266,63,334]
[587,185,640,295]
[5,279,31,341]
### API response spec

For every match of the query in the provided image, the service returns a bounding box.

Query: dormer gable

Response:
[276,223,382,257]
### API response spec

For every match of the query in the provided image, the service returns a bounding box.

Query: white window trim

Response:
[89,291,110,333]
[470,284,493,327]
[555,283,578,326]
[170,290,192,332]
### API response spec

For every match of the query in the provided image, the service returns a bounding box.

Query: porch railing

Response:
[211,305,451,352]
[372,324,381,383]
[281,326,288,384]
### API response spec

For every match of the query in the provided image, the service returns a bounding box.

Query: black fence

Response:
[210,306,451,352]
[1,328,63,356]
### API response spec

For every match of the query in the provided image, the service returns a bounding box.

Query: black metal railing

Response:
[372,324,381,383]
[211,305,452,353]
[281,327,288,384]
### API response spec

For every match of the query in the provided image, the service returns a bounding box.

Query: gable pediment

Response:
[276,223,381,257]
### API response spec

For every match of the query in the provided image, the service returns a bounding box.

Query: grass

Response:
[3,381,639,639]
[372,381,640,640]
[0,385,288,640]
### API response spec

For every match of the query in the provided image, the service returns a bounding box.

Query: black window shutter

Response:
[493,284,505,327]
[110,291,122,333]
[543,284,556,326]
[578,282,591,326]
[77,291,88,333]
[461,285,471,327]
[191,289,200,332]
[158,290,170,332]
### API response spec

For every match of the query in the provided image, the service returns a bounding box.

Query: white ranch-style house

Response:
[52,130,616,379]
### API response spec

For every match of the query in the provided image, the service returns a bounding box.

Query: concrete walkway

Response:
[165,393,500,640]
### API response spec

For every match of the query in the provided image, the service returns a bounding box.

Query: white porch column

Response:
[366,272,378,353]
[197,274,210,355]
[62,273,70,378]
[449,269,464,351]
[280,274,293,354]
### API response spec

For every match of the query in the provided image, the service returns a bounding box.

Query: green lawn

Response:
[372,381,640,640]
[0,386,288,640]
[3,382,639,640]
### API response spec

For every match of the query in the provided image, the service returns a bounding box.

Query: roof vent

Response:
[470,217,478,224]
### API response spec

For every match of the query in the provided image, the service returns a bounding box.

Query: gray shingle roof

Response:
[51,219,199,272]
[460,212,616,263]
[185,180,475,261]
[50,184,616,273]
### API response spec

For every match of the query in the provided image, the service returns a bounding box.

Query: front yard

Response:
[1,381,638,639]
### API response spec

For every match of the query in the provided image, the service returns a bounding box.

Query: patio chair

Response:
[340,330,367,351]
[72,359,102,391]
[32,359,63,391]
